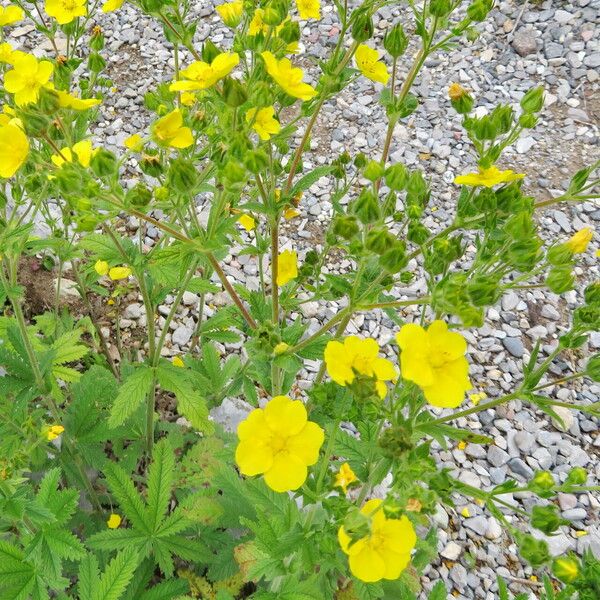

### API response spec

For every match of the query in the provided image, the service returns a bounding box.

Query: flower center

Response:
[270,434,288,454]
[63,0,78,11]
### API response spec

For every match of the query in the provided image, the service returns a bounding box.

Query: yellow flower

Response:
[461,507,470,518]
[109,266,132,280]
[46,425,65,441]
[55,89,101,110]
[565,227,593,254]
[107,513,122,528]
[276,249,298,286]
[45,0,87,25]
[335,462,358,494]
[261,51,317,101]
[596,249,600,258]
[235,395,324,492]
[102,0,125,12]
[124,133,144,152]
[238,214,256,232]
[4,53,54,106]
[457,441,467,450]
[355,45,390,85]
[338,499,416,583]
[51,140,95,168]
[246,106,281,141]
[152,109,194,149]
[0,122,29,178]
[575,530,587,538]
[216,1,243,27]
[273,342,289,355]
[169,53,239,92]
[94,260,109,276]
[448,82,468,101]
[0,5,24,26]
[324,336,397,399]
[248,8,266,35]
[454,165,524,188]
[179,91,196,106]
[469,391,486,406]
[296,0,320,19]
[0,42,17,64]
[396,320,471,408]
[172,356,185,368]
[284,207,300,220]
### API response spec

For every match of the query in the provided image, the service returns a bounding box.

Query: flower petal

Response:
[287,421,324,465]
[263,395,307,436]
[263,452,307,492]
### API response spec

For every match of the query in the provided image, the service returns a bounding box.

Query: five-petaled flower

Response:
[94,260,109,276]
[4,53,54,106]
[396,320,471,408]
[0,122,29,178]
[0,5,24,27]
[170,53,239,92]
[338,499,416,583]
[216,1,243,27]
[335,462,358,494]
[45,0,87,25]
[454,165,524,188]
[355,45,390,85]
[152,109,194,149]
[106,513,122,528]
[235,395,324,492]
[324,336,397,399]
[246,106,281,140]
[261,51,317,101]
[296,0,320,20]
[565,227,593,254]
[276,249,298,286]
[108,266,132,281]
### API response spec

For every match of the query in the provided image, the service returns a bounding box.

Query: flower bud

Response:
[516,533,550,567]
[351,8,374,42]
[467,275,501,307]
[448,83,474,114]
[531,505,567,536]
[492,105,513,134]
[472,116,497,140]
[379,242,407,273]
[467,0,493,22]
[520,86,544,114]
[222,76,248,107]
[126,183,152,207]
[547,243,572,266]
[21,110,51,137]
[90,25,105,51]
[223,160,246,182]
[365,227,394,255]
[565,466,588,485]
[88,52,106,74]
[584,282,600,305]
[354,153,367,169]
[552,556,580,584]
[333,215,360,240]
[385,163,408,191]
[263,0,287,26]
[76,215,99,232]
[140,153,163,177]
[279,19,300,44]
[244,149,269,173]
[531,470,555,491]
[546,266,574,294]
[363,160,384,181]
[154,186,169,201]
[384,23,408,58]
[429,0,453,17]
[90,148,118,177]
[407,221,429,245]
[168,158,198,193]
[352,189,379,224]
[251,81,275,107]
[519,114,538,129]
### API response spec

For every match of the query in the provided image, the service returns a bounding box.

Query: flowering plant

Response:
[0,0,599,598]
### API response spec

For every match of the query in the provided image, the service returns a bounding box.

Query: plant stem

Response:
[315,418,340,494]
[429,391,520,425]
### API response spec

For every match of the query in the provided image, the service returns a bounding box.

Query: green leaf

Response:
[44,527,86,561]
[51,329,88,365]
[108,365,154,428]
[103,463,151,533]
[289,165,335,198]
[427,581,447,600]
[147,439,175,531]
[78,553,100,600]
[156,364,213,433]
[137,578,189,600]
[91,548,140,600]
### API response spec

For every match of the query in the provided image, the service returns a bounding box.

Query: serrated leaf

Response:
[78,553,100,600]
[51,329,88,365]
[44,527,86,561]
[289,166,335,198]
[92,548,140,600]
[108,366,154,428]
[147,439,174,531]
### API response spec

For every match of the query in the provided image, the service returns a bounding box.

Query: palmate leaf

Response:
[43,527,86,561]
[108,365,154,428]
[51,329,88,365]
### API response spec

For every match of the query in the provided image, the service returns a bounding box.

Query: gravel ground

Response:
[12,0,600,597]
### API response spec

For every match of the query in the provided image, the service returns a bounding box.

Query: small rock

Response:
[562,508,587,521]
[512,30,537,57]
[485,517,503,540]
[503,337,524,358]
[488,445,510,467]
[441,541,462,560]
[508,457,534,479]
[464,516,489,536]
[172,326,193,346]
[514,431,535,453]
[552,406,575,431]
